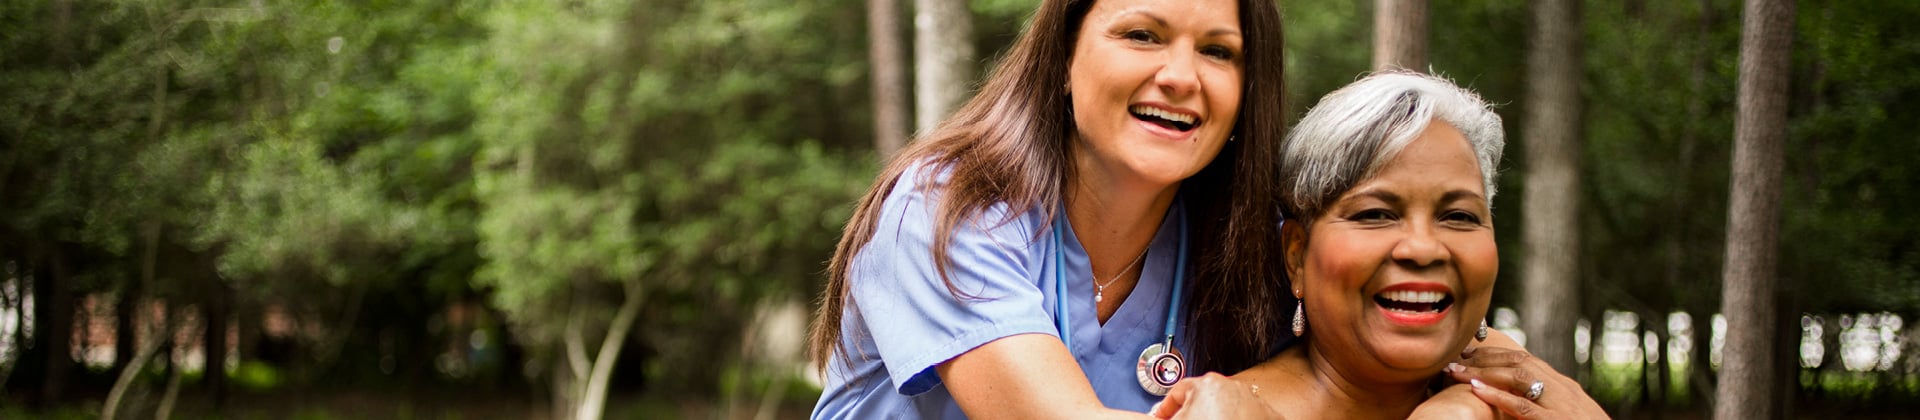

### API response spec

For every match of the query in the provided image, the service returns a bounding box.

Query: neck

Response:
[1065,153,1179,320]
[1297,341,1432,419]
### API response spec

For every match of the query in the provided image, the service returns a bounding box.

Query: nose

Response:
[1153,43,1201,98]
[1391,221,1451,268]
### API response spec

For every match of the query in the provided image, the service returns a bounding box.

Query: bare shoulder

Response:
[1230,346,1312,416]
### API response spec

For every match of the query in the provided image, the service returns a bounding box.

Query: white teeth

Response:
[1379,290,1447,303]
[1130,105,1196,124]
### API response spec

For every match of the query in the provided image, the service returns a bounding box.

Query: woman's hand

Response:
[1444,346,1609,419]
[1148,373,1284,419]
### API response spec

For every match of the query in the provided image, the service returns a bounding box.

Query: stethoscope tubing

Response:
[1049,209,1187,362]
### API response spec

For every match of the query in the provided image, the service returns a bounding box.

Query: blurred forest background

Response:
[1,0,1916,418]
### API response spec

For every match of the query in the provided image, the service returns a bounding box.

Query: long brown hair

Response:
[809,0,1288,376]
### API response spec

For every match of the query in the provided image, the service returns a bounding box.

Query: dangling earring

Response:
[1475,319,1489,342]
[1229,135,1237,142]
[1292,301,1306,337]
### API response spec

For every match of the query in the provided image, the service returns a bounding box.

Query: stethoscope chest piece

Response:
[1135,342,1185,396]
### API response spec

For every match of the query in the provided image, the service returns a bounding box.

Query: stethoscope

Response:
[1051,211,1188,396]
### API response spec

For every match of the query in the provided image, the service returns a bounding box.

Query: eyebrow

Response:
[1348,189,1403,206]
[1345,188,1486,207]
[1440,189,1487,206]
[1113,9,1169,28]
[1114,9,1241,39]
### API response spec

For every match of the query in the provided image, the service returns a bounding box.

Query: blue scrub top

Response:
[812,163,1191,419]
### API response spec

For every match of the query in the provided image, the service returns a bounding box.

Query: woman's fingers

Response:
[1149,379,1196,419]
[1446,363,1538,395]
[1459,345,1534,367]
[1452,348,1613,419]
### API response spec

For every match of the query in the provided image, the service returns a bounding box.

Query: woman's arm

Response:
[939,334,1154,419]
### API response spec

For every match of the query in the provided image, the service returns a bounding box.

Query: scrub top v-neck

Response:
[811,164,1192,419]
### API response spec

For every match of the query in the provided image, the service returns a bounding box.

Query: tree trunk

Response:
[119,222,159,375]
[1371,0,1428,71]
[103,312,170,420]
[1714,0,1794,418]
[1771,292,1797,419]
[203,280,231,407]
[868,0,909,157]
[41,246,75,404]
[551,353,578,420]
[114,284,138,374]
[1520,0,1583,376]
[913,0,974,133]
[573,282,646,420]
[155,320,199,420]
[1651,312,1666,414]
[1679,1,1716,410]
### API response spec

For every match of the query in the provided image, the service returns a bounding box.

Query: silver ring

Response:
[1525,380,1545,401]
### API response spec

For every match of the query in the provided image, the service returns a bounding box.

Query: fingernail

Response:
[1447,362,1461,373]
[1470,379,1486,389]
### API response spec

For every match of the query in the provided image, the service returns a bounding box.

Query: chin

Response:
[1369,336,1465,373]
[1125,158,1205,187]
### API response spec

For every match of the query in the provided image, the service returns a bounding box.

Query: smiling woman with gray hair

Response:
[1201,71,1607,419]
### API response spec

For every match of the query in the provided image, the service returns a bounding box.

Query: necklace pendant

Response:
[1095,293,1104,303]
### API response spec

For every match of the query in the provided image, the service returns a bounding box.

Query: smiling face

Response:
[1067,0,1244,188]
[1284,120,1499,382]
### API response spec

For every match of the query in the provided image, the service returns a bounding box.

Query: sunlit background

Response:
[3,0,1917,418]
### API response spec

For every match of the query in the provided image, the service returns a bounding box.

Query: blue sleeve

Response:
[847,170,1059,396]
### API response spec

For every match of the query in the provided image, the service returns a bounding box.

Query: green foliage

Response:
[465,0,873,391]
[1778,0,1920,313]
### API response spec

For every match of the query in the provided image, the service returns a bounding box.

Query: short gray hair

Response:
[1280,71,1505,221]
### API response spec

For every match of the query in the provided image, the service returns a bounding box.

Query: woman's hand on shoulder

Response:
[1148,373,1284,419]
[1444,345,1610,419]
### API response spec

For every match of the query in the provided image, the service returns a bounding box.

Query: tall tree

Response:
[869,0,908,157]
[1715,0,1794,417]
[1520,0,1582,375]
[913,0,975,133]
[1372,0,1428,71]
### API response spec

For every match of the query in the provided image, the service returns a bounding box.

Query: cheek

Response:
[1456,234,1500,294]
[1305,233,1381,296]
[1208,70,1244,120]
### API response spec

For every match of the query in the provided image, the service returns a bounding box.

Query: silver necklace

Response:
[1095,247,1149,303]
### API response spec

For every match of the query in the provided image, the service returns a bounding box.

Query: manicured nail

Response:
[1447,362,1461,373]
[1470,379,1486,389]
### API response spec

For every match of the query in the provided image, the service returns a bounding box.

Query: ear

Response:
[1281,217,1307,296]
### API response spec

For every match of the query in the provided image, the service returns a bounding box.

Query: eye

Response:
[1441,210,1484,226]
[1200,45,1237,61]
[1350,209,1397,223]
[1123,29,1160,44]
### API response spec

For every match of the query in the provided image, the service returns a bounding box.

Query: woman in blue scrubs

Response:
[808,0,1289,417]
